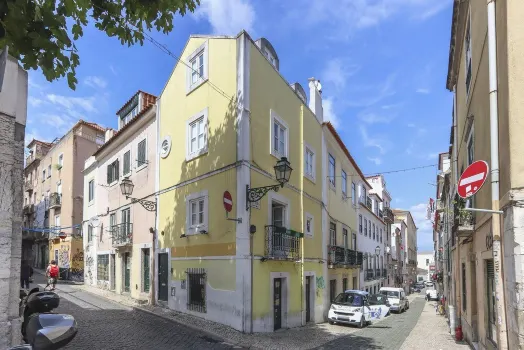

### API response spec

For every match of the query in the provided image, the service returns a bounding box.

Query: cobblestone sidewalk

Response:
[399,300,471,350]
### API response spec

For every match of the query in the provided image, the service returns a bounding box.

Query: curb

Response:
[131,306,246,348]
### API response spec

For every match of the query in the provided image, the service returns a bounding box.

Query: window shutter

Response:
[138,140,146,166]
[486,260,494,279]
[107,165,111,184]
[115,159,119,180]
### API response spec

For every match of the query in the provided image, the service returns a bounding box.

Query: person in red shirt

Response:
[45,260,59,291]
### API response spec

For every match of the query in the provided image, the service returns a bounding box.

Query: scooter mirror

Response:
[25,314,77,350]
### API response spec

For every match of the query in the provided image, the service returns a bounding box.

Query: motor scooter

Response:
[8,287,78,350]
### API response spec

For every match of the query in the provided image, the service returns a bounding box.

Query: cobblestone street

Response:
[29,273,468,350]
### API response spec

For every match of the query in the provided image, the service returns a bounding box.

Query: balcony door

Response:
[271,202,288,257]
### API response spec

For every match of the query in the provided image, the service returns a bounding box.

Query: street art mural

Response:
[316,276,325,297]
[59,245,70,268]
[70,248,84,282]
[85,255,94,285]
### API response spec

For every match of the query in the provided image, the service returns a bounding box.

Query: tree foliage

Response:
[0,0,200,89]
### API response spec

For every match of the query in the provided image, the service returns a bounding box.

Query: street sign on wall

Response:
[458,160,489,199]
[223,191,233,212]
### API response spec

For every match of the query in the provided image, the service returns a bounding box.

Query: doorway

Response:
[123,253,131,293]
[158,253,169,302]
[273,278,282,330]
[330,279,336,302]
[305,276,311,323]
[352,276,358,290]
[110,254,116,290]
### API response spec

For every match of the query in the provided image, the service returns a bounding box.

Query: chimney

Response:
[105,129,115,143]
[308,78,323,123]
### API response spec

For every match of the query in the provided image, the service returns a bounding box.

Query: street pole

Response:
[487,1,508,347]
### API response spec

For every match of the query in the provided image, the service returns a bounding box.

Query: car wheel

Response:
[329,320,335,325]
[359,316,365,328]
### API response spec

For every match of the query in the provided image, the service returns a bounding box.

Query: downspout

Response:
[486,1,508,347]
[151,101,160,306]
[300,105,305,325]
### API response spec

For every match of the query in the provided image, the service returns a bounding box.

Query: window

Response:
[343,227,348,248]
[352,183,356,205]
[186,109,208,161]
[58,154,63,168]
[107,159,119,184]
[123,150,131,175]
[342,170,347,196]
[186,41,208,93]
[373,224,375,240]
[271,111,288,158]
[186,191,209,235]
[467,126,474,166]
[305,213,314,237]
[328,154,336,187]
[87,225,93,243]
[109,213,116,229]
[352,232,357,250]
[137,139,146,167]
[88,180,95,202]
[361,186,366,201]
[121,105,138,127]
[465,12,472,96]
[304,145,315,181]
[342,278,348,292]
[54,215,60,228]
[97,254,109,281]
[426,259,430,266]
[486,260,497,343]
[121,208,131,236]
[380,228,383,243]
[187,267,206,312]
[462,263,467,312]
[364,219,368,237]
[359,215,362,233]
[329,222,336,246]
[42,169,46,181]
[47,164,51,178]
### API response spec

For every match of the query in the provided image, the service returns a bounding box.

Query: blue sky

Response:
[26,0,454,251]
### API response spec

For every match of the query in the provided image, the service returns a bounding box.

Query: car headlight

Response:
[330,304,336,310]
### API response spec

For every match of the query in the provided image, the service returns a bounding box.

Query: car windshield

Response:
[333,292,364,307]
[369,294,388,305]
[381,291,400,298]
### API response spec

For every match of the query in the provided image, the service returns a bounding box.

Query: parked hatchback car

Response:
[379,287,409,313]
[328,290,390,328]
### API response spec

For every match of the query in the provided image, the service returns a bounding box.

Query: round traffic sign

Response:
[223,191,233,212]
[58,232,67,240]
[458,160,489,199]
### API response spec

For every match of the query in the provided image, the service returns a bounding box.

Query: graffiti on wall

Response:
[85,255,94,285]
[70,249,84,282]
[59,245,70,268]
[316,276,325,297]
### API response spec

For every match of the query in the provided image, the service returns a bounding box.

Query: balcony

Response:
[453,198,475,237]
[111,223,133,247]
[383,207,394,223]
[24,180,34,192]
[23,204,34,216]
[48,193,62,209]
[328,246,364,267]
[365,269,375,281]
[264,225,302,261]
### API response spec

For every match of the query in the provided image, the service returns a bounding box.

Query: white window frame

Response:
[88,179,95,203]
[270,110,289,159]
[328,153,336,189]
[42,169,46,182]
[304,143,316,182]
[351,182,357,206]
[185,190,209,235]
[341,169,348,197]
[186,108,209,161]
[58,153,63,168]
[186,41,209,94]
[136,138,147,171]
[304,212,314,238]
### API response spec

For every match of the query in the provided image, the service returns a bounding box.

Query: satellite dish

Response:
[315,80,322,93]
[90,216,100,228]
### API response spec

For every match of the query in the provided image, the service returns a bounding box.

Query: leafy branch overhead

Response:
[0,0,200,89]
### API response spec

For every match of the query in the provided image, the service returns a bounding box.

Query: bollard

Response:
[448,305,456,334]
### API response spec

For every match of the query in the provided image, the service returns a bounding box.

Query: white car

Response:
[427,289,439,301]
[379,287,409,313]
[328,290,390,328]
[425,281,434,287]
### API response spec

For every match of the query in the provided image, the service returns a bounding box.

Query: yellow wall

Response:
[171,259,236,291]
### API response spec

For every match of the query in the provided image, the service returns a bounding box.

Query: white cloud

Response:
[409,202,434,251]
[416,88,430,94]
[46,94,97,113]
[321,58,359,90]
[345,73,397,108]
[368,157,382,165]
[84,76,107,89]
[28,96,44,107]
[358,111,394,124]
[323,97,340,128]
[359,125,388,154]
[194,0,255,35]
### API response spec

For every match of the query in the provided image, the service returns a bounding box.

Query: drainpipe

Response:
[487,1,508,347]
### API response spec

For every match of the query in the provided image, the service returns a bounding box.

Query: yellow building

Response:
[323,123,364,302]
[157,32,325,332]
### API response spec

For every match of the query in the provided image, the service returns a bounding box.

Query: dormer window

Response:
[263,48,276,68]
[255,38,279,71]
[121,105,139,127]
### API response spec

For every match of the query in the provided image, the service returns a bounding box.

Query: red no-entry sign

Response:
[223,191,233,212]
[458,160,489,199]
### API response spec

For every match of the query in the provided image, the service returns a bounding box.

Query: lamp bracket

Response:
[128,196,157,212]
[246,184,282,210]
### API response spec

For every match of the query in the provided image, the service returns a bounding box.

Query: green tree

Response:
[0,0,200,89]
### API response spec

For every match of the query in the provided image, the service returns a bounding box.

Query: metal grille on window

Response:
[137,140,146,167]
[187,268,206,313]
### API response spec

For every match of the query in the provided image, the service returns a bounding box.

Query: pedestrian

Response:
[426,292,430,301]
[45,260,59,291]
[20,260,33,290]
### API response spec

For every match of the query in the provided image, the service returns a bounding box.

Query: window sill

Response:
[123,171,132,178]
[186,78,208,96]
[88,201,94,207]
[329,183,336,192]
[304,174,316,184]
[186,149,208,162]
[108,181,118,187]
[136,163,147,173]
[270,151,287,162]
[185,226,209,236]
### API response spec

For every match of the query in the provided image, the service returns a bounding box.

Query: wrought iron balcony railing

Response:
[365,269,375,281]
[24,180,34,192]
[265,225,301,261]
[111,223,133,247]
[383,207,394,223]
[366,197,373,210]
[49,193,62,209]
[23,204,34,215]
[328,246,364,267]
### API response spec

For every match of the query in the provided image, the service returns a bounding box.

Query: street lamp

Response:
[375,245,381,256]
[120,177,157,212]
[246,157,293,210]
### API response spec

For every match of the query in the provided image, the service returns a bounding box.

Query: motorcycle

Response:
[9,287,78,350]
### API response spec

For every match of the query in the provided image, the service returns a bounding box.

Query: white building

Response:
[357,181,387,295]
[417,251,435,282]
